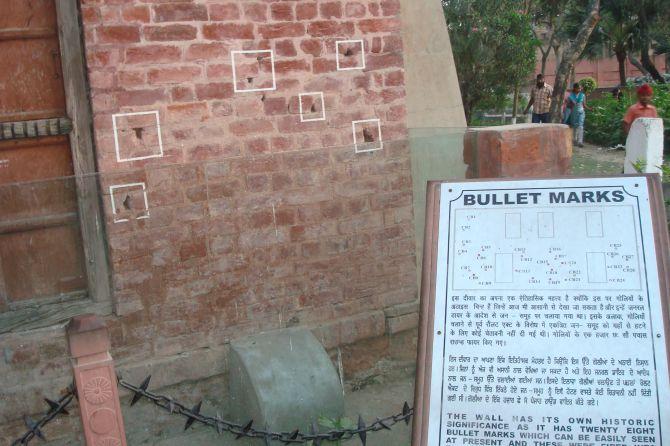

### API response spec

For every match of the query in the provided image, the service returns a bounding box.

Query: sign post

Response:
[413,175,670,446]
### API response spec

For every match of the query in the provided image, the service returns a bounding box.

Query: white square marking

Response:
[299,92,326,122]
[109,182,150,223]
[112,110,164,163]
[352,118,383,153]
[231,49,277,93]
[336,40,365,71]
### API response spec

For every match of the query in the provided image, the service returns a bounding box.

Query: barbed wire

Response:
[10,383,75,446]
[118,375,413,445]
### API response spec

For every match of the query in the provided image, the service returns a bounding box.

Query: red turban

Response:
[637,84,653,95]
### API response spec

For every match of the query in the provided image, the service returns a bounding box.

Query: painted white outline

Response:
[298,92,326,122]
[231,49,277,93]
[336,39,365,71]
[352,118,383,153]
[112,110,164,163]
[109,182,150,223]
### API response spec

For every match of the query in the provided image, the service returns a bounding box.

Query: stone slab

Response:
[624,117,664,175]
[228,328,344,445]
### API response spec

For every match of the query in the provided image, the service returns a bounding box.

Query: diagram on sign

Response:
[451,205,642,290]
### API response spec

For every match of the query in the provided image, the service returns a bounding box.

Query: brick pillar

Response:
[463,123,572,178]
[67,314,127,446]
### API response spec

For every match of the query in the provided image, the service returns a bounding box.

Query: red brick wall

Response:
[1,0,417,441]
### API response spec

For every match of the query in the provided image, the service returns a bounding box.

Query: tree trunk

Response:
[628,54,649,77]
[512,83,519,124]
[540,47,550,76]
[639,5,666,83]
[616,51,627,86]
[549,0,601,122]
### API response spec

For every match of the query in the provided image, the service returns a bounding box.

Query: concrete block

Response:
[624,118,664,175]
[463,124,572,178]
[229,328,344,445]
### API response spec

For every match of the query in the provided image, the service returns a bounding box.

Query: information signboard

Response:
[413,176,670,446]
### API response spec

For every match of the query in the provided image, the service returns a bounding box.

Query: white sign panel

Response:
[416,177,670,446]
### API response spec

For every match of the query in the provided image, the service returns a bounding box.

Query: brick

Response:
[209,3,240,21]
[307,21,354,37]
[385,70,404,86]
[263,97,287,115]
[381,0,401,16]
[117,70,144,88]
[154,3,208,22]
[97,25,140,44]
[296,2,318,20]
[312,58,337,74]
[121,5,150,23]
[185,42,229,61]
[365,52,403,70]
[195,82,234,100]
[258,23,305,39]
[300,39,322,57]
[171,86,195,102]
[125,45,181,64]
[144,25,197,41]
[270,3,294,21]
[116,88,167,106]
[179,239,207,261]
[383,35,403,53]
[320,2,343,19]
[229,119,274,136]
[148,66,201,84]
[243,3,267,22]
[245,138,270,155]
[275,40,297,57]
[345,2,366,17]
[275,59,310,74]
[203,23,254,40]
[358,18,401,33]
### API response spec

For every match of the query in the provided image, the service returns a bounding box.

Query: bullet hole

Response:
[311,103,317,113]
[363,127,375,142]
[123,194,132,210]
[257,55,263,62]
[133,127,144,140]
[344,47,353,56]
[261,94,266,102]
[247,77,253,84]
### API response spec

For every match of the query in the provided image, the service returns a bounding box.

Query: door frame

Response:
[0,0,112,332]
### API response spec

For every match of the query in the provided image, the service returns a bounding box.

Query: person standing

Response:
[622,83,658,134]
[524,74,553,123]
[566,82,589,147]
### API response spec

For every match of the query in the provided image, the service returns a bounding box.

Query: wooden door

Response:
[0,1,88,315]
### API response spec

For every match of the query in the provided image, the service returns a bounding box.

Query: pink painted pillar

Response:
[67,314,127,446]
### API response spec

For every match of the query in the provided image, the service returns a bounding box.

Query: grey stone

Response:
[229,328,345,445]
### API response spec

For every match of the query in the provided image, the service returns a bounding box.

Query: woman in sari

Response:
[565,82,588,147]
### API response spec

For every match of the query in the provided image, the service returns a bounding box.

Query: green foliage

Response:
[443,0,540,122]
[579,77,598,94]
[630,159,670,183]
[317,415,356,445]
[585,84,670,147]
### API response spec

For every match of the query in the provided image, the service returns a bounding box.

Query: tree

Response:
[591,0,638,86]
[548,0,601,121]
[637,0,666,83]
[443,0,539,123]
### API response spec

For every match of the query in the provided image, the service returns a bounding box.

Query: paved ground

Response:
[570,142,625,175]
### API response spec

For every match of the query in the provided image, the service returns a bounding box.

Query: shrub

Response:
[579,77,597,94]
[585,83,670,148]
